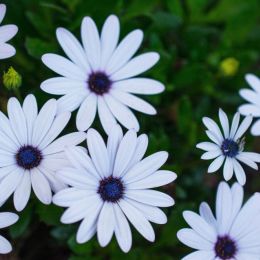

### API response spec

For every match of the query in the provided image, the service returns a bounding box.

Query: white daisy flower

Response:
[196,108,260,185]
[53,125,176,252]
[0,94,86,211]
[0,212,18,254]
[41,15,164,134]
[239,74,260,136]
[0,4,18,59]
[177,182,260,260]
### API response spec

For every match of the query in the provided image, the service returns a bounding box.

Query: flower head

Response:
[0,4,18,59]
[177,182,260,260]
[0,95,86,211]
[41,15,164,134]
[239,74,260,136]
[0,212,18,254]
[53,125,176,252]
[196,108,260,185]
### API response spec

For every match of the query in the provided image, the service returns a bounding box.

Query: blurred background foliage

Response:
[0,0,260,259]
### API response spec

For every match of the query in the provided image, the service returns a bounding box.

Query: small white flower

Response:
[177,182,260,260]
[239,74,260,136]
[196,108,260,185]
[0,95,86,211]
[41,15,164,134]
[53,125,176,253]
[0,212,18,254]
[0,4,18,59]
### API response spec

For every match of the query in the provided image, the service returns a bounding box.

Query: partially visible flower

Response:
[0,95,86,211]
[177,182,260,260]
[239,74,260,136]
[41,15,164,134]
[3,67,22,90]
[220,57,239,77]
[0,4,18,59]
[53,125,176,252]
[196,108,260,185]
[0,212,18,254]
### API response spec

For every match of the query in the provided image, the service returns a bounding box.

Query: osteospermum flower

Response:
[41,15,164,134]
[53,125,176,252]
[0,95,86,211]
[177,182,260,260]
[239,74,260,136]
[0,4,18,59]
[0,212,18,254]
[196,109,260,185]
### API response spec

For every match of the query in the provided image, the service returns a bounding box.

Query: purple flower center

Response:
[215,235,237,259]
[88,72,112,95]
[221,139,239,157]
[16,145,42,170]
[98,176,124,202]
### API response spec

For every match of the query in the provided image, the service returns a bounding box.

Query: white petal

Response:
[100,15,120,68]
[111,89,156,115]
[232,159,246,185]
[234,115,252,141]
[182,250,215,260]
[0,4,6,23]
[43,132,86,155]
[196,142,220,151]
[183,211,217,243]
[208,155,225,173]
[239,152,260,162]
[126,189,174,207]
[202,117,224,141]
[0,43,16,59]
[0,235,12,254]
[56,27,90,72]
[239,88,260,105]
[104,94,139,131]
[127,170,176,189]
[41,77,85,95]
[13,170,31,211]
[113,203,132,253]
[106,29,143,75]
[57,90,88,113]
[230,182,244,221]
[87,128,109,178]
[206,130,222,146]
[0,151,15,167]
[113,130,137,178]
[31,168,52,204]
[111,52,159,81]
[81,17,101,70]
[251,119,260,136]
[245,74,260,93]
[32,99,57,146]
[0,25,18,42]
[123,151,168,183]
[236,153,258,170]
[177,228,213,250]
[97,96,117,135]
[76,93,97,131]
[223,157,234,181]
[239,104,260,117]
[97,203,115,247]
[119,199,155,242]
[199,202,217,229]
[113,78,164,95]
[219,109,229,138]
[7,97,27,145]
[0,212,18,228]
[230,112,240,139]
[42,54,87,80]
[201,150,222,160]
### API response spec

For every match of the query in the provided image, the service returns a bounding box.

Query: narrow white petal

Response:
[113,130,137,178]
[42,54,87,80]
[0,25,18,42]
[201,150,222,160]
[219,109,229,138]
[207,155,225,173]
[239,88,260,105]
[81,17,101,70]
[202,117,224,142]
[106,29,143,75]
[230,182,244,221]
[223,157,234,181]
[234,115,252,141]
[0,43,16,59]
[229,112,240,139]
[113,78,165,95]
[239,152,260,162]
[199,202,217,229]
[182,250,215,260]
[111,52,159,81]
[76,93,97,131]
[0,4,6,23]
[206,130,222,145]
[245,74,260,93]
[239,104,260,117]
[236,153,258,170]
[251,119,260,136]
[0,235,12,254]
[87,128,109,178]
[0,213,18,228]
[104,94,139,131]
[100,15,120,68]
[56,27,90,72]
[232,159,246,185]
[111,90,156,115]
[196,142,220,151]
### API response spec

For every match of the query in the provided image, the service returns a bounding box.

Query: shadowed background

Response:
[0,0,260,259]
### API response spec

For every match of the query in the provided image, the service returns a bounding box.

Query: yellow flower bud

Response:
[3,67,22,90]
[220,57,239,77]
